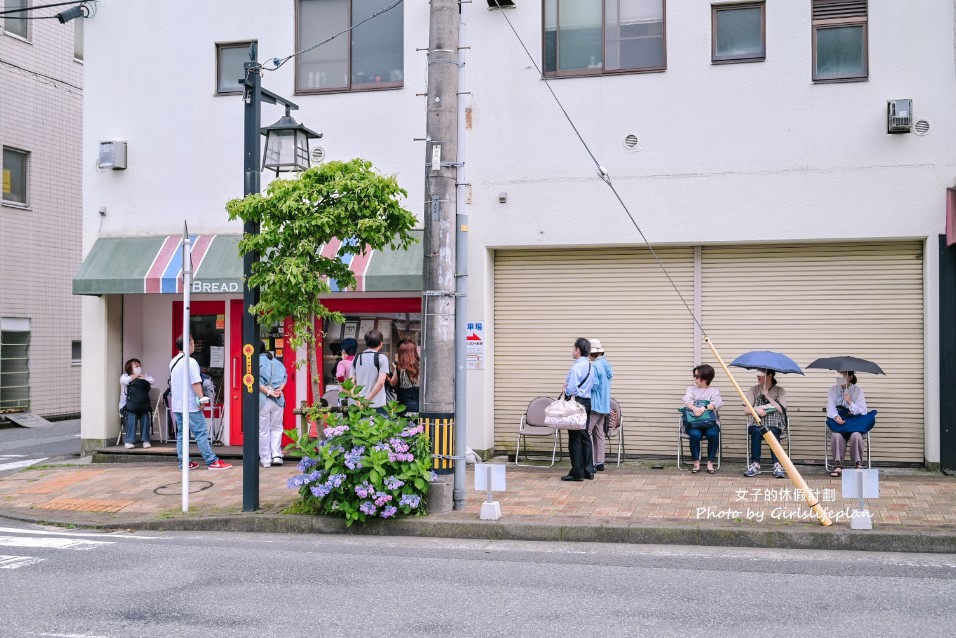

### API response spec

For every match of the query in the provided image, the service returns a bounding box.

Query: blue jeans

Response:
[173,411,218,468]
[748,424,781,464]
[687,424,719,462]
[124,410,151,445]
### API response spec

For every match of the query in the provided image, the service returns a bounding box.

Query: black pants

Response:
[567,396,593,478]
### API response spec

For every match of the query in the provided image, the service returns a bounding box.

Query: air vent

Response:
[812,0,866,20]
[623,133,640,151]
[311,147,326,165]
[913,119,930,136]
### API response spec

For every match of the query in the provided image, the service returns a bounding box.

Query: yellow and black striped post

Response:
[421,413,455,475]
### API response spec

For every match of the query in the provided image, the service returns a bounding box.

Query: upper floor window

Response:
[712,2,765,64]
[3,0,29,39]
[2,147,28,206]
[217,41,255,95]
[543,0,665,77]
[74,15,84,60]
[812,0,867,82]
[295,0,404,93]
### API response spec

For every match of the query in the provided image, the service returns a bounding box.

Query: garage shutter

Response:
[493,248,695,457]
[700,241,923,465]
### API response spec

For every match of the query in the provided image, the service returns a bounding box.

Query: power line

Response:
[488,0,706,337]
[0,57,83,94]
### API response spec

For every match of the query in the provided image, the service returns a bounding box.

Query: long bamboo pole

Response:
[705,337,831,526]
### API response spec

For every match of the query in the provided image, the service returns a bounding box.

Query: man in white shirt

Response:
[169,335,231,471]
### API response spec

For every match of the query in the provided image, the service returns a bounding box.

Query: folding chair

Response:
[746,407,790,464]
[604,398,625,467]
[515,396,562,467]
[823,408,872,471]
[677,408,721,471]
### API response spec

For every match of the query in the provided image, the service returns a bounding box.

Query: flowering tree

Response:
[225,159,418,403]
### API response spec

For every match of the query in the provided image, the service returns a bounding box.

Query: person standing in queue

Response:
[349,329,390,416]
[561,337,594,482]
[586,338,613,472]
[258,345,287,468]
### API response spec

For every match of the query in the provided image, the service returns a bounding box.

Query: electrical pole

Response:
[421,0,460,511]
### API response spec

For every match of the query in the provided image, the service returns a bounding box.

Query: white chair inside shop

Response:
[746,407,791,464]
[515,396,562,467]
[605,398,624,467]
[823,408,872,472]
[676,408,721,471]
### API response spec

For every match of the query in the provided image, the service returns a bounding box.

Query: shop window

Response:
[323,313,421,387]
[2,147,28,206]
[543,0,665,77]
[216,40,255,95]
[187,313,226,404]
[0,318,31,412]
[712,2,765,64]
[74,16,84,61]
[71,340,81,365]
[3,0,29,40]
[812,0,867,82]
[295,0,404,93]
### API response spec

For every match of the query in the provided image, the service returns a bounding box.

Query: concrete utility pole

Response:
[421,0,460,510]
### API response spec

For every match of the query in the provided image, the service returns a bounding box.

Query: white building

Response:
[77,0,956,468]
[1,1,84,419]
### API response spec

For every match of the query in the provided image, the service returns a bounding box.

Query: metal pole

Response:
[181,229,192,513]
[422,0,460,502]
[453,7,469,511]
[242,45,262,512]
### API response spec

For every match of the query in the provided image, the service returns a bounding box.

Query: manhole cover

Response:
[154,481,214,495]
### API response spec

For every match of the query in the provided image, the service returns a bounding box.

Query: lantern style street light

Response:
[241,43,320,512]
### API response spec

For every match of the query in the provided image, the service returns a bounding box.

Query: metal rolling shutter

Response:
[493,247,696,457]
[700,241,924,465]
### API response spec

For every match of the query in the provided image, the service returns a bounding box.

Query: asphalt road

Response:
[0,418,81,473]
[0,517,952,637]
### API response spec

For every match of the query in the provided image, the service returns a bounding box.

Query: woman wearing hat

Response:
[587,338,613,472]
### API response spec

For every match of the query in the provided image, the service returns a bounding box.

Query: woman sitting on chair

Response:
[828,371,868,477]
[682,364,722,474]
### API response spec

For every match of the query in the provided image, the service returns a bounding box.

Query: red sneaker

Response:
[207,459,232,471]
[181,461,199,470]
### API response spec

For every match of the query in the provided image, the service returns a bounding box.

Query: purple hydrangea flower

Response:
[310,483,332,498]
[374,492,393,507]
[389,438,410,453]
[329,473,346,488]
[359,501,377,516]
[385,476,405,490]
[400,424,424,438]
[297,457,318,472]
[381,506,398,519]
[323,424,350,438]
[373,443,390,452]
[399,494,421,508]
[344,446,366,470]
[354,481,374,498]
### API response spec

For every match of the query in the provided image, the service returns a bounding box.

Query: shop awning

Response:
[73,232,424,295]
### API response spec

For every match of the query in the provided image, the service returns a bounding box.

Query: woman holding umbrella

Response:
[743,369,787,478]
[826,371,868,476]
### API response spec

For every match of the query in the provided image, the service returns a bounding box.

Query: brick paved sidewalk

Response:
[1,456,954,537]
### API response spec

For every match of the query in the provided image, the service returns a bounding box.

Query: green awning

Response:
[73,233,423,295]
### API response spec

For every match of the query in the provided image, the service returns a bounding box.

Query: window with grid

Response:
[712,2,765,63]
[295,0,404,93]
[0,319,30,413]
[544,0,665,77]
[812,0,867,81]
[3,0,28,39]
[216,41,255,95]
[2,147,28,206]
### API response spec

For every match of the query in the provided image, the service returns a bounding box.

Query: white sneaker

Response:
[271,457,284,466]
[124,443,135,449]
[261,462,271,468]
[142,442,152,449]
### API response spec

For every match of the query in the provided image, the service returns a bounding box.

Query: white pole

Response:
[181,228,192,513]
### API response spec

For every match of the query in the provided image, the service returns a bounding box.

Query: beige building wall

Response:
[0,4,83,417]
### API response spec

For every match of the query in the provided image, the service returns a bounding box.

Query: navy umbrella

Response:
[729,350,805,375]
[807,356,885,375]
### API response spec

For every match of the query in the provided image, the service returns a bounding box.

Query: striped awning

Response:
[73,232,423,295]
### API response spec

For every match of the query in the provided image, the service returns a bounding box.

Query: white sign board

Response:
[465,321,484,370]
[842,468,879,499]
[474,463,506,492]
[209,346,225,369]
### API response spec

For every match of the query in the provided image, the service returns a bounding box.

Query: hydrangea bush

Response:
[286,379,432,526]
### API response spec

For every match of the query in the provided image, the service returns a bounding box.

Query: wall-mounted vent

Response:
[913,119,930,136]
[812,0,866,20]
[887,99,912,134]
[623,133,640,151]
[311,147,326,165]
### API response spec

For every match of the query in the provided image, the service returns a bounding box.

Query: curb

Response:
[5,508,955,554]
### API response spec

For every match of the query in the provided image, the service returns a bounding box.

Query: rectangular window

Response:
[71,341,82,365]
[544,0,665,76]
[812,0,867,82]
[712,2,765,63]
[74,16,84,60]
[3,0,28,39]
[216,41,255,95]
[0,318,31,412]
[295,0,404,93]
[2,147,28,206]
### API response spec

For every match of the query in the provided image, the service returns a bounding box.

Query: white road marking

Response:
[0,526,158,540]
[0,457,48,472]
[0,454,27,458]
[0,536,112,550]
[0,554,44,569]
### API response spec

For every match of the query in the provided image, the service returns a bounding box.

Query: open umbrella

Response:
[729,350,804,375]
[806,356,885,375]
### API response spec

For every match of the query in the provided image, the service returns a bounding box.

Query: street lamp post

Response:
[241,43,321,512]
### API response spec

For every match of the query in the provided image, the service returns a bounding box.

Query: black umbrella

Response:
[806,356,885,375]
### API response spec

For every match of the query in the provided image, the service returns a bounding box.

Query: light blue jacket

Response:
[590,357,613,414]
[259,353,287,407]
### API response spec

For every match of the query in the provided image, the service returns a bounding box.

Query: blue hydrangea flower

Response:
[399,494,421,508]
[385,476,405,490]
[297,456,318,472]
[381,506,398,519]
[359,501,377,516]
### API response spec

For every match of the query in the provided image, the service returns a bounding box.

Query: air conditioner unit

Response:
[887,99,912,134]
[97,141,127,170]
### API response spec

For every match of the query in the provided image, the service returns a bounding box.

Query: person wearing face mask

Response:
[119,358,155,449]
[743,368,787,478]
[827,371,867,477]
[560,337,594,482]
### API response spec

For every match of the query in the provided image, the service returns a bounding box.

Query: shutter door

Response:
[700,241,923,464]
[494,248,695,457]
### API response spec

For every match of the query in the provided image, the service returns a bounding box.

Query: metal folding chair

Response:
[823,408,872,471]
[604,398,624,467]
[677,408,721,471]
[515,396,562,467]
